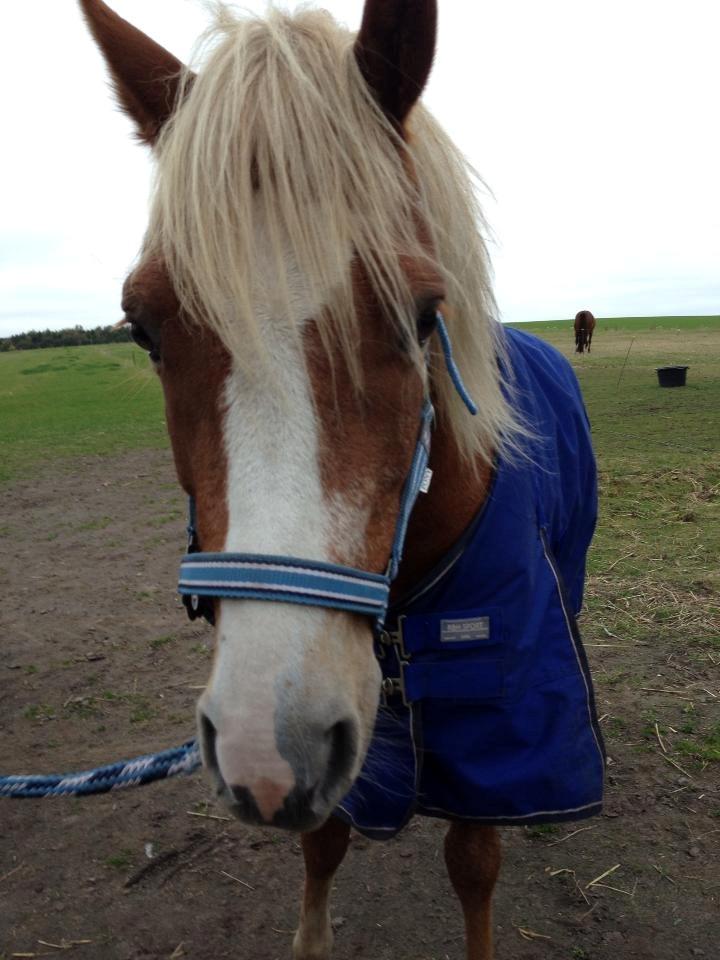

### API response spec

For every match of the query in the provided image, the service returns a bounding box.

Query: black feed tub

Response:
[656,366,689,388]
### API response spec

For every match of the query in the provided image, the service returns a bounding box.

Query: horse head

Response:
[80,0,511,831]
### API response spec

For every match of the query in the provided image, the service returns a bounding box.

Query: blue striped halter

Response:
[178,314,476,631]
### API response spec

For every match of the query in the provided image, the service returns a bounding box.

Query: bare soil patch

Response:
[1,451,717,959]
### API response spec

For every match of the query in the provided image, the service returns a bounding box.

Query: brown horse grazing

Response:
[80,2,604,958]
[575,309,596,353]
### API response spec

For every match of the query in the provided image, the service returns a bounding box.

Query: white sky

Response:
[1,0,719,336]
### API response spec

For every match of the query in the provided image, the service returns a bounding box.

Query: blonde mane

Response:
[144,4,520,464]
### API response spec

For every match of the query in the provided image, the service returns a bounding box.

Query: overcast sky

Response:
[1,0,718,337]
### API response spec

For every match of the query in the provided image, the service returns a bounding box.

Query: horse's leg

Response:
[293,817,351,960]
[444,822,502,960]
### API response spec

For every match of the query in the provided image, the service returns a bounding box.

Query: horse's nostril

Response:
[199,712,221,779]
[323,718,357,798]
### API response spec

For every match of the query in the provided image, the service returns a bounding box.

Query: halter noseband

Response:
[178,314,473,630]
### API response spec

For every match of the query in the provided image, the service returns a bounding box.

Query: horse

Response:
[79,2,605,958]
[574,309,596,353]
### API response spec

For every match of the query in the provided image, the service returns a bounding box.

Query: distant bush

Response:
[0,324,129,352]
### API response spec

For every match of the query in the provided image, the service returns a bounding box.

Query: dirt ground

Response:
[1,449,718,960]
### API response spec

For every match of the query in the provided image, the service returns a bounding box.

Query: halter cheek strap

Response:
[178,314,474,630]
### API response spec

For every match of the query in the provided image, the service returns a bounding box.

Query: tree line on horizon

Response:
[0,324,129,352]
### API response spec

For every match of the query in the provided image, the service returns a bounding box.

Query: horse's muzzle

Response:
[198,710,358,831]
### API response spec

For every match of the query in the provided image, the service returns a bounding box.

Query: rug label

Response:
[440,616,490,643]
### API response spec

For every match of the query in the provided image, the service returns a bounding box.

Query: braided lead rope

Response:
[0,739,200,798]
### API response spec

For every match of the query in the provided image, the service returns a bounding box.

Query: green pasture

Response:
[0,342,165,485]
[508,314,720,334]
[2,315,717,489]
[516,316,719,629]
[522,319,719,538]
[519,315,720,768]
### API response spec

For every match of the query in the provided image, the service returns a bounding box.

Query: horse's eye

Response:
[128,320,160,364]
[129,322,151,351]
[416,305,440,346]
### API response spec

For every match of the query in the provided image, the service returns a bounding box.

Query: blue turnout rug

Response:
[338,327,606,838]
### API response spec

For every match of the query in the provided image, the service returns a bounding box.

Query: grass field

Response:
[508,314,720,334]
[515,317,720,612]
[0,342,165,485]
[2,316,717,482]
[514,315,720,770]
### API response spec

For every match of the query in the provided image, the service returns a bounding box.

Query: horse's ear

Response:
[354,0,437,127]
[79,0,194,145]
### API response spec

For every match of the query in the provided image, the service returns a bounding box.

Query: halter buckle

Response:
[182,591,215,625]
[380,667,410,707]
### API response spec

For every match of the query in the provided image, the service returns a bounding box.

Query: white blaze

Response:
[198,231,377,820]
